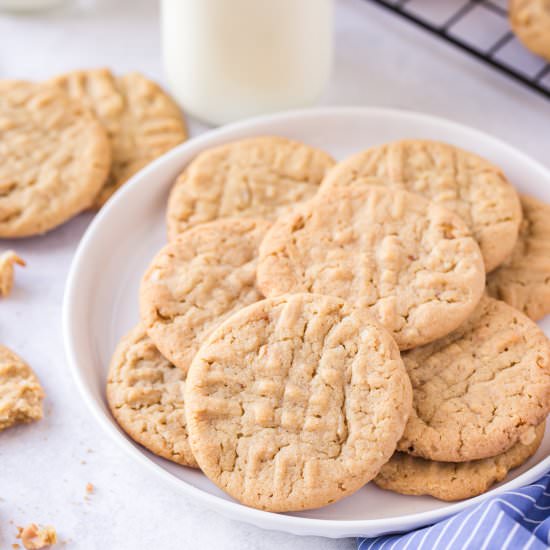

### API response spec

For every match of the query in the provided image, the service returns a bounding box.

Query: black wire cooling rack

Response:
[366,0,550,100]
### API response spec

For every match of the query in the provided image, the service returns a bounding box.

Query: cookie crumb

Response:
[86,482,94,494]
[12,544,21,549]
[0,250,25,297]
[16,524,57,549]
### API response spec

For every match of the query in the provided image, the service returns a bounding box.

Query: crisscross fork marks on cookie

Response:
[257,185,485,350]
[140,218,271,373]
[185,293,412,512]
[0,81,110,237]
[398,296,550,462]
[106,325,198,467]
[166,136,335,239]
[50,69,187,207]
[320,140,522,272]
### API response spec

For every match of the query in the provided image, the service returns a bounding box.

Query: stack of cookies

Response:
[0,69,186,238]
[0,69,186,442]
[106,137,550,512]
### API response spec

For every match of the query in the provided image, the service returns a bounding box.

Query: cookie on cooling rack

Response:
[510,0,550,62]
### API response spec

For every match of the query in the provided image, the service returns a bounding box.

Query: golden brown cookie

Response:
[185,294,413,512]
[50,69,187,207]
[320,140,522,272]
[487,194,550,321]
[257,184,485,350]
[166,136,335,240]
[0,81,110,237]
[0,250,25,297]
[398,296,550,462]
[0,345,44,431]
[140,218,271,373]
[375,422,545,501]
[510,0,550,61]
[106,325,197,467]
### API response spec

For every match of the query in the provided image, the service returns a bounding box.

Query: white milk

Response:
[161,0,333,125]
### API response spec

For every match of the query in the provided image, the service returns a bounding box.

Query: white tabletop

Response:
[1,0,549,548]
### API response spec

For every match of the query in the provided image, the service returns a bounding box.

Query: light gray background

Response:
[1,0,549,548]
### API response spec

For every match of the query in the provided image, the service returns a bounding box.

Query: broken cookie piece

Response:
[16,524,57,549]
[0,345,44,431]
[0,251,25,297]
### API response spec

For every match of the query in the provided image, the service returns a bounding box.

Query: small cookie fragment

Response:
[185,293,413,512]
[107,325,197,467]
[140,218,271,372]
[16,524,57,549]
[50,69,187,207]
[166,136,335,239]
[510,0,550,61]
[398,296,550,462]
[0,250,25,297]
[487,194,550,321]
[375,422,545,501]
[320,139,522,272]
[257,184,485,350]
[0,80,111,237]
[0,345,44,431]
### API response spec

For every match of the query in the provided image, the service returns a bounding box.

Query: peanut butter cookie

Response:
[140,218,271,372]
[398,296,550,462]
[257,185,485,350]
[320,140,522,272]
[106,325,197,467]
[51,69,187,207]
[0,345,44,431]
[375,422,545,501]
[0,80,110,237]
[185,294,413,512]
[487,194,550,320]
[510,0,550,61]
[166,136,335,240]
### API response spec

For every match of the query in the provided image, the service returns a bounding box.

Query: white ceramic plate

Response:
[63,107,550,539]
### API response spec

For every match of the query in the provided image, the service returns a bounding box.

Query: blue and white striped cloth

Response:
[358,473,550,550]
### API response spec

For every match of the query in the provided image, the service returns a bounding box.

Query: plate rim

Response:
[63,105,550,538]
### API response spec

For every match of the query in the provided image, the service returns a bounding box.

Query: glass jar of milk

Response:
[161,0,333,125]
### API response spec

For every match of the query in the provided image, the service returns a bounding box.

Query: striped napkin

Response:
[357,473,550,550]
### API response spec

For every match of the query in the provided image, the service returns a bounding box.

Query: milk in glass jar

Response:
[161,0,333,125]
